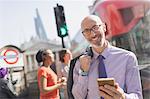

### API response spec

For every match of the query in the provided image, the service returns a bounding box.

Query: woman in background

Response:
[36,49,66,99]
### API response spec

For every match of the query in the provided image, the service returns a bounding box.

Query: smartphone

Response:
[97,78,115,86]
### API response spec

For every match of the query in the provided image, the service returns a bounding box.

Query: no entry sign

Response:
[0,46,24,68]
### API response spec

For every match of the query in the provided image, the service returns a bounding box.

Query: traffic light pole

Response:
[61,37,65,48]
[54,4,68,48]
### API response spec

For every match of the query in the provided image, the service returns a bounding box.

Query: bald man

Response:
[71,15,143,99]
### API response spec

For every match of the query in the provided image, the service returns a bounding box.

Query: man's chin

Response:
[91,43,102,48]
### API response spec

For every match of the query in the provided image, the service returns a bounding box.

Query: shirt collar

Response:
[92,42,112,60]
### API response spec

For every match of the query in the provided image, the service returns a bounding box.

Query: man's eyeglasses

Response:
[82,24,104,36]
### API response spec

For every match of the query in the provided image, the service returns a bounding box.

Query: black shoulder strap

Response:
[67,46,93,99]
[67,56,80,99]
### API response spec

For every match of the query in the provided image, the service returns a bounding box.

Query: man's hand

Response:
[79,55,91,72]
[99,83,125,99]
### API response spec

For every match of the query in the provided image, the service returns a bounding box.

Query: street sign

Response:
[0,46,24,68]
[3,49,19,64]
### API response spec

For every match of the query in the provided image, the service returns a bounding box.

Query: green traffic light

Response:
[60,24,67,36]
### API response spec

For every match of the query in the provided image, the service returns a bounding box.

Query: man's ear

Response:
[103,23,106,32]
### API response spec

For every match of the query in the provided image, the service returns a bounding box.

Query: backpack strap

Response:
[67,56,80,99]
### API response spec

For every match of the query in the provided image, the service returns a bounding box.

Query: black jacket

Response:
[0,78,17,99]
[67,47,93,99]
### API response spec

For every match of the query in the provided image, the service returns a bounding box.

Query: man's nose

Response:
[90,30,96,36]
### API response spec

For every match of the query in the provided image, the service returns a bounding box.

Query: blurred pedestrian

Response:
[0,67,17,99]
[59,49,72,99]
[59,49,72,78]
[36,49,67,99]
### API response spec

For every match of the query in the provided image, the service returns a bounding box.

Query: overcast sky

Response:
[0,0,92,48]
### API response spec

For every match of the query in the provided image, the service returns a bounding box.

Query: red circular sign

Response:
[3,49,19,64]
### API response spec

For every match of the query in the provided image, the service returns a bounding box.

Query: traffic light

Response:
[54,4,68,38]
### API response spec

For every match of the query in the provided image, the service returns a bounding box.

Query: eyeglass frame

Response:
[82,23,105,36]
